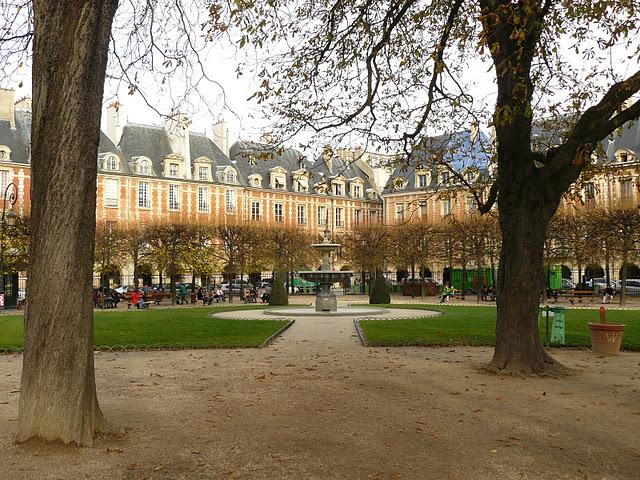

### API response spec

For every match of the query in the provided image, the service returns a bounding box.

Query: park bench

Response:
[556,290,597,305]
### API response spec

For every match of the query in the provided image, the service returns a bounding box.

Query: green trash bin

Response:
[548,306,566,345]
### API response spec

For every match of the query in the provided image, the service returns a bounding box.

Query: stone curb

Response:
[261,319,296,348]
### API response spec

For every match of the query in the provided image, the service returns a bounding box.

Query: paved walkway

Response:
[2,302,640,479]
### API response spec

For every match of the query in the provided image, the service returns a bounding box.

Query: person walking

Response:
[602,284,614,304]
[179,283,188,305]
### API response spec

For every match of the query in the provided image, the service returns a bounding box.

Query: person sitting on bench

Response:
[440,282,454,303]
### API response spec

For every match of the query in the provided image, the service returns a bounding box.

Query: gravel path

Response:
[1,306,639,479]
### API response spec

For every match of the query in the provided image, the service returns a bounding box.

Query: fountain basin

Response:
[298,270,353,284]
[263,306,389,317]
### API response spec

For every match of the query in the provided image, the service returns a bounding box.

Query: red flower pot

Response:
[588,323,625,355]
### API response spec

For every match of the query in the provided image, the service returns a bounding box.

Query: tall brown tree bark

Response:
[18,0,119,446]
[479,1,640,373]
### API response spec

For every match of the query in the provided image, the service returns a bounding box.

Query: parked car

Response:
[589,278,621,291]
[255,281,272,294]
[620,279,640,295]
[560,278,575,293]
[221,281,254,296]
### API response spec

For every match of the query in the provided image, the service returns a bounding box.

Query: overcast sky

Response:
[5,4,637,153]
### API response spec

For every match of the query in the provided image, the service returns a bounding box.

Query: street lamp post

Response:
[0,182,18,309]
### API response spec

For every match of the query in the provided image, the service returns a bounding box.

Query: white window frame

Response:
[198,186,210,213]
[352,184,362,198]
[333,182,344,196]
[395,203,404,222]
[199,166,209,181]
[621,178,633,201]
[297,205,306,224]
[105,156,118,171]
[317,206,327,226]
[225,189,237,214]
[335,207,344,227]
[441,198,452,216]
[0,170,8,194]
[138,181,151,209]
[169,184,180,211]
[169,163,179,177]
[274,203,284,223]
[139,159,150,175]
[226,169,236,183]
[418,173,428,188]
[251,201,261,221]
[104,178,119,208]
[354,209,362,225]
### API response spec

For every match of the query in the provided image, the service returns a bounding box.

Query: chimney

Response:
[106,101,125,145]
[0,88,16,128]
[212,118,229,157]
[322,145,333,173]
[165,113,192,179]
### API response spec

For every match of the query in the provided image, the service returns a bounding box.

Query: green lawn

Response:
[359,304,640,349]
[0,305,290,353]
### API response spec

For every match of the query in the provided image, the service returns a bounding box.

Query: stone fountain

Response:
[262,225,388,317]
[298,225,352,312]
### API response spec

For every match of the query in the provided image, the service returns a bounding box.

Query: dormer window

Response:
[441,171,450,183]
[226,170,236,183]
[248,173,263,188]
[132,156,152,175]
[139,160,150,175]
[616,149,634,164]
[418,174,428,188]
[390,177,406,191]
[105,155,119,171]
[293,172,309,192]
[350,180,363,198]
[163,154,185,178]
[0,146,11,162]
[193,156,213,182]
[332,182,343,196]
[270,168,287,190]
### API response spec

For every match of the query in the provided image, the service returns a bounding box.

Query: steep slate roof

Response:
[383,130,491,194]
[605,119,640,162]
[0,111,30,164]
[189,131,242,184]
[117,124,172,176]
[230,140,379,199]
[312,152,378,198]
[230,140,316,192]
[1,109,127,167]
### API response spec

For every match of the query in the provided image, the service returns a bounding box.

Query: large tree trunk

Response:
[18,0,118,446]
[490,184,560,374]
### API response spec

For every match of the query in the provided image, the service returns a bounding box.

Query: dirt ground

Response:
[1,309,639,480]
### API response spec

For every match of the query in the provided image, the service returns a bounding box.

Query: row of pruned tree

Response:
[340,214,502,302]
[545,207,640,305]
[93,221,319,304]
